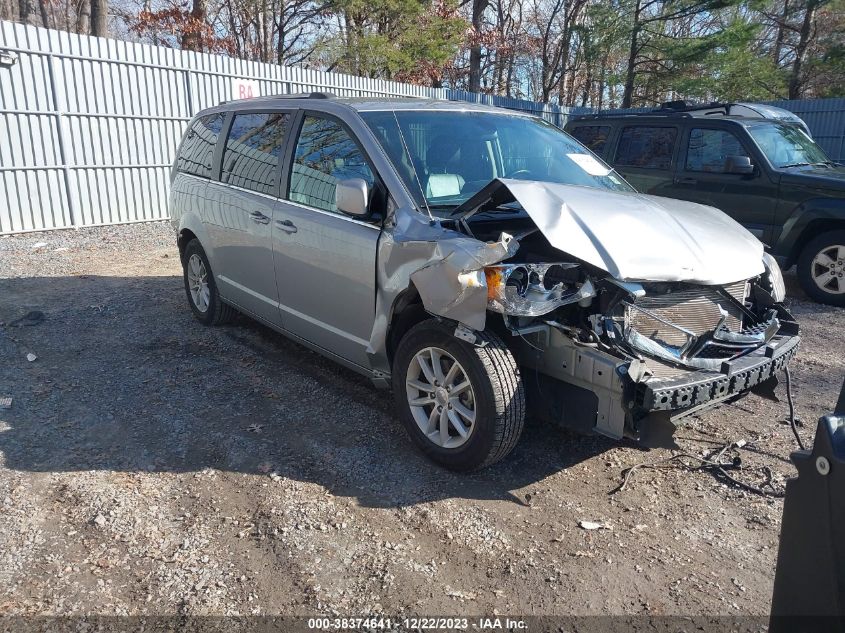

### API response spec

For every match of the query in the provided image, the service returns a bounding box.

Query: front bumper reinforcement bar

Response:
[637,334,801,411]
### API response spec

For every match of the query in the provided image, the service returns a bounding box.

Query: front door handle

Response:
[249,210,271,225]
[276,219,298,234]
[674,177,698,185]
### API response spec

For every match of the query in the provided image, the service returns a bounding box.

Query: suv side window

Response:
[570,125,612,155]
[176,113,225,179]
[685,128,750,173]
[615,126,677,170]
[221,112,290,195]
[288,115,375,213]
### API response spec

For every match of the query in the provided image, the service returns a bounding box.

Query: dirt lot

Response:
[0,222,843,622]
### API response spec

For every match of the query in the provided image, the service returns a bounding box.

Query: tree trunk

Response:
[0,0,18,22]
[76,0,90,34]
[621,0,641,108]
[505,50,514,97]
[772,0,789,65]
[90,0,107,36]
[468,0,488,92]
[37,0,48,26]
[788,0,819,99]
[181,0,207,51]
[17,0,30,23]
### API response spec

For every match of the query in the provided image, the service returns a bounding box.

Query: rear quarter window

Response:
[614,126,678,170]
[176,113,225,179]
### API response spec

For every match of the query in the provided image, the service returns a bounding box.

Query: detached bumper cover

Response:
[637,334,801,411]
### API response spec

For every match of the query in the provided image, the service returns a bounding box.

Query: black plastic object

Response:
[770,377,845,633]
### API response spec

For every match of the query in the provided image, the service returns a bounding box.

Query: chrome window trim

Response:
[213,179,279,202]
[175,170,212,183]
[281,198,381,231]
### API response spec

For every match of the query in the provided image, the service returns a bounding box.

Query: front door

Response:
[207,111,293,326]
[665,126,780,244]
[272,113,382,369]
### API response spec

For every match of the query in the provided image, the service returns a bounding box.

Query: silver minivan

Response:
[170,93,800,470]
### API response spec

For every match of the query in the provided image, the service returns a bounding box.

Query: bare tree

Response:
[467,0,489,91]
[787,0,822,98]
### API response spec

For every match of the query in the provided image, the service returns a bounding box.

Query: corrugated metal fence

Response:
[1,19,843,234]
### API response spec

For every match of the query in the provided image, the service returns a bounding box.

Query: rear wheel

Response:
[797,230,845,306]
[182,239,236,325]
[392,319,525,471]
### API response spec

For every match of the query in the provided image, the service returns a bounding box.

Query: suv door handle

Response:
[674,177,698,185]
[249,210,271,224]
[276,219,298,234]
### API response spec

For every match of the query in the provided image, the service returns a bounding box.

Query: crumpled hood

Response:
[498,179,765,285]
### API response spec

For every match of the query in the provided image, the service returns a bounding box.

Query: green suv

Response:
[565,102,845,306]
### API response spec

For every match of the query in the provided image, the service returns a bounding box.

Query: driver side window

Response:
[288,115,375,213]
[685,128,749,173]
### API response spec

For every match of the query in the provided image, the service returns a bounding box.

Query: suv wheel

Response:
[797,230,845,306]
[392,320,525,470]
[182,239,236,325]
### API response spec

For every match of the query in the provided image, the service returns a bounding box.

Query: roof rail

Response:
[219,91,336,105]
[569,112,694,121]
[254,91,336,100]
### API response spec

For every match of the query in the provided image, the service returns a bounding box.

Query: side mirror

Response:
[336,178,369,217]
[724,155,754,175]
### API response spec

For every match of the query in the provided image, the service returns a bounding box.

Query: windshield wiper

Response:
[780,161,834,168]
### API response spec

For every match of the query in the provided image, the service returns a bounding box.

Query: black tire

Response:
[797,230,845,307]
[392,319,525,471]
[182,239,237,325]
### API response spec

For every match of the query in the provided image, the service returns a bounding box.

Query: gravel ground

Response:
[0,222,843,621]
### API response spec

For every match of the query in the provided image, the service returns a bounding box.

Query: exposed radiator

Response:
[626,280,749,347]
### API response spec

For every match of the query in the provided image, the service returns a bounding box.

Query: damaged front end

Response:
[373,177,800,443]
[509,273,799,442]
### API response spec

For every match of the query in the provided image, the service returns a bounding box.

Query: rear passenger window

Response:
[222,112,290,195]
[615,126,677,170]
[176,113,225,179]
[288,116,374,213]
[570,125,611,155]
[685,128,749,173]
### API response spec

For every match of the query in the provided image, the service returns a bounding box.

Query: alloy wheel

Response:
[187,253,211,312]
[811,244,845,295]
[405,346,477,449]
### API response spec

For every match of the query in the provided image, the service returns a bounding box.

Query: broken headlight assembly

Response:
[483,263,596,317]
[762,253,786,303]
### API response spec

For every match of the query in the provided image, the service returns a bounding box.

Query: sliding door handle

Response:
[674,177,698,186]
[276,219,298,234]
[249,210,271,224]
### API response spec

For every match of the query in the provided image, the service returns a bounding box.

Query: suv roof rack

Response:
[655,100,731,113]
[569,100,810,134]
[281,92,336,99]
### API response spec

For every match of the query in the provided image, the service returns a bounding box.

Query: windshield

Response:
[747,122,832,168]
[361,110,633,213]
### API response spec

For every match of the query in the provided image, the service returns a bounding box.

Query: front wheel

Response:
[797,230,845,306]
[392,320,525,471]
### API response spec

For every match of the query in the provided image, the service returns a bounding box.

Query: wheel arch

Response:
[177,228,198,261]
[385,283,429,369]
[776,199,845,268]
